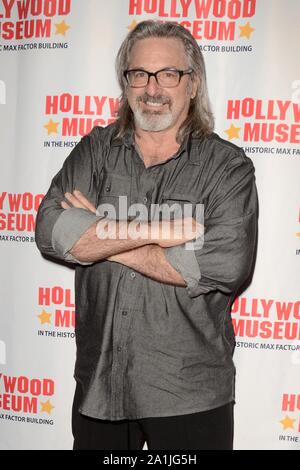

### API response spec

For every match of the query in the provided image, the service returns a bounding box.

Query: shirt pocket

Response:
[96,172,131,220]
[159,192,200,221]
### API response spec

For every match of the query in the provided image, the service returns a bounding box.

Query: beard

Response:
[133,93,173,132]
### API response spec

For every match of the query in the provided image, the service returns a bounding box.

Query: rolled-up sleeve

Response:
[35,126,104,264]
[165,152,258,298]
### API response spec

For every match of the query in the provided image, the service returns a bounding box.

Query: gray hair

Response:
[115,20,214,142]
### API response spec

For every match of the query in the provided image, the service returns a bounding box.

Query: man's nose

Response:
[145,75,161,95]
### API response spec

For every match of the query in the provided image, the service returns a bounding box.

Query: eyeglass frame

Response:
[123,67,194,88]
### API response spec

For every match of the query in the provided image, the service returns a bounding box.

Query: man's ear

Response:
[190,77,199,99]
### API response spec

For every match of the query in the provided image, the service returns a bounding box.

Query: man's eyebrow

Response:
[128,66,147,70]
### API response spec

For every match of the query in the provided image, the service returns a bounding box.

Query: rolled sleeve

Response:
[164,243,202,296]
[188,212,257,297]
[52,207,103,264]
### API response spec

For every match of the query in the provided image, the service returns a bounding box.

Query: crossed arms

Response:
[61,190,202,287]
[35,129,258,298]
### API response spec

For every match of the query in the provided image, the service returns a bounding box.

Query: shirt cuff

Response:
[52,208,103,265]
[164,244,202,298]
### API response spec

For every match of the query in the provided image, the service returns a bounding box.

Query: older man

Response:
[36,20,258,450]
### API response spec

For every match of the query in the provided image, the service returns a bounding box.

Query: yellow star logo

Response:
[44,119,59,135]
[239,22,255,39]
[37,310,52,325]
[225,123,241,140]
[127,20,138,31]
[280,415,295,430]
[41,400,55,414]
[55,20,70,36]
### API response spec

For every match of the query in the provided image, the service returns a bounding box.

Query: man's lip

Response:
[142,101,168,107]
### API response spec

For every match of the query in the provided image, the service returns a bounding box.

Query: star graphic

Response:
[37,310,52,325]
[296,232,300,237]
[239,22,255,39]
[280,415,295,430]
[225,123,241,140]
[44,119,59,135]
[127,20,138,31]
[55,20,70,36]
[41,400,55,414]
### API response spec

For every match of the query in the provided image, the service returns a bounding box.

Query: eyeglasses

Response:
[123,68,193,88]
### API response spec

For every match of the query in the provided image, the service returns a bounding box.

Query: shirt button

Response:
[117,346,122,352]
[105,186,111,192]
[143,196,148,204]
[122,310,128,316]
[130,272,136,279]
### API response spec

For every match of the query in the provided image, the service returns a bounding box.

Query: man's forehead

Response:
[128,37,187,68]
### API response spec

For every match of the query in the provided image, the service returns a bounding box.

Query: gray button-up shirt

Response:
[35,123,258,420]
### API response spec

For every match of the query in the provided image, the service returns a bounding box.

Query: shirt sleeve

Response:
[35,126,105,264]
[164,151,258,298]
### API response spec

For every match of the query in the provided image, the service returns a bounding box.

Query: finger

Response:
[61,201,71,210]
[73,190,97,214]
[64,192,86,209]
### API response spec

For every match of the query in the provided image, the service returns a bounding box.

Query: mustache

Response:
[137,93,171,105]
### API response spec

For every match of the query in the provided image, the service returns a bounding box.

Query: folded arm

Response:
[108,244,186,287]
[62,190,191,286]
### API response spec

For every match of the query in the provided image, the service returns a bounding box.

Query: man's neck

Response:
[134,127,181,165]
[135,125,178,144]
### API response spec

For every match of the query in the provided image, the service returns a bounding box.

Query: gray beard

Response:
[134,108,173,132]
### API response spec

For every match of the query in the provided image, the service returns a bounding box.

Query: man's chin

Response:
[136,122,171,132]
[134,112,173,132]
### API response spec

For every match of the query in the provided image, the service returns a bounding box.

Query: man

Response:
[35,20,258,450]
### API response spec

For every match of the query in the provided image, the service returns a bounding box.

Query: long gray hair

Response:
[115,20,214,142]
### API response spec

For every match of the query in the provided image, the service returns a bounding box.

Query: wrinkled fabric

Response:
[35,123,258,420]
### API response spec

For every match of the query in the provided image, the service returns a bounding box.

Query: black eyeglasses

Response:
[123,68,193,88]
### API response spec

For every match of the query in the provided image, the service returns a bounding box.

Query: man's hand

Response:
[61,190,97,214]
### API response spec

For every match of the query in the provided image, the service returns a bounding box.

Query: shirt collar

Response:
[115,129,191,155]
[111,127,205,167]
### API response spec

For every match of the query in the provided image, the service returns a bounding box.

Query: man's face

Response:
[126,37,197,133]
